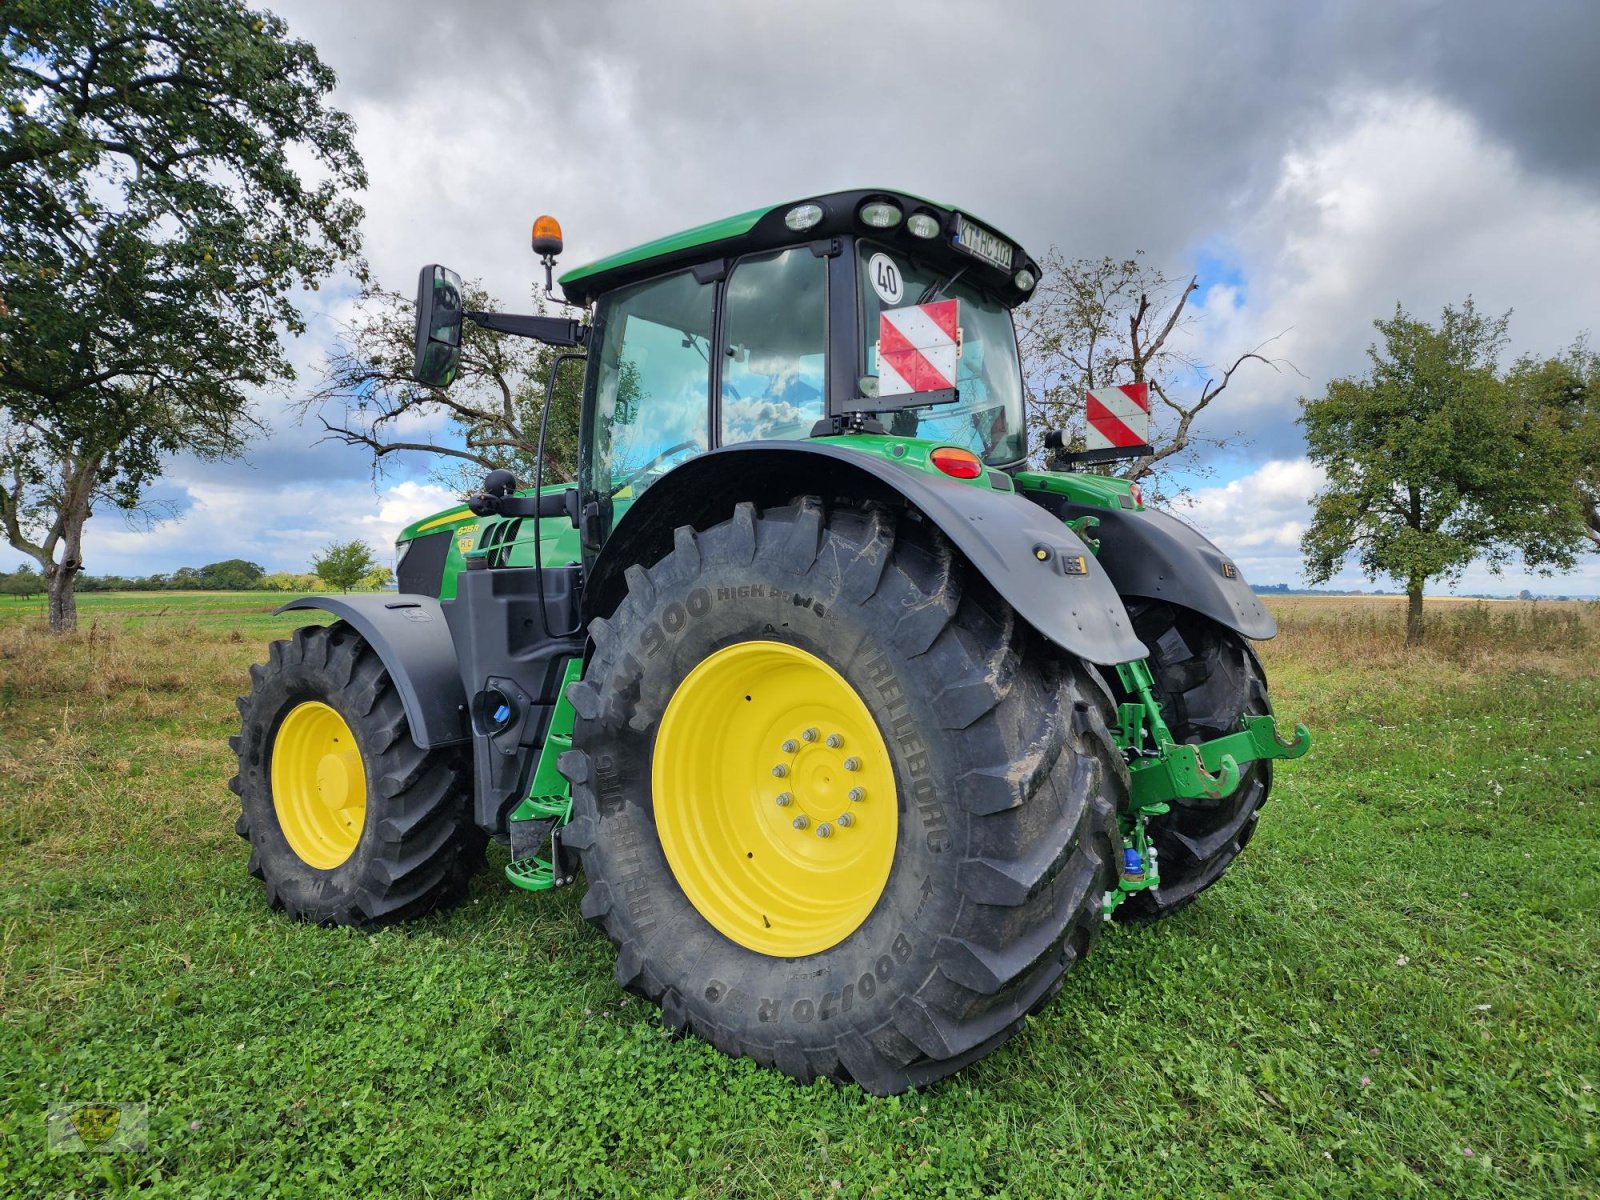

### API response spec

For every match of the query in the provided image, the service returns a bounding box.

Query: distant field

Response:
[1,593,1596,1197]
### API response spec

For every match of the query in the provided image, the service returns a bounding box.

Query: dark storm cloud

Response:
[266,0,1598,283]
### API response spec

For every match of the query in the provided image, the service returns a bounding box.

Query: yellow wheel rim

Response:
[652,640,898,957]
[271,701,367,870]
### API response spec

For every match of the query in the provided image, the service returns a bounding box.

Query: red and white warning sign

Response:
[1084,383,1151,450]
[878,300,959,397]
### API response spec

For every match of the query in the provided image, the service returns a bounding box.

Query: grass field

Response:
[1,591,1596,1198]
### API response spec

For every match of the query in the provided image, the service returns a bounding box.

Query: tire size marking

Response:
[639,588,716,660]
[757,933,912,1025]
[863,652,950,852]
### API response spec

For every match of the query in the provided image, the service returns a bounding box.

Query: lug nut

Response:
[843,757,861,772]
[802,728,819,742]
[848,787,865,803]
[782,739,799,753]
[816,823,833,838]
[837,813,854,828]
[775,792,792,807]
[826,734,843,748]
[792,814,810,830]
[771,764,788,778]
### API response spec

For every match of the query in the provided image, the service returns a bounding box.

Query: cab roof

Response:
[557,188,1039,309]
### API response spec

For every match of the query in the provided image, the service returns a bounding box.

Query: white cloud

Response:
[1176,459,1325,585]
[1176,457,1600,598]
[80,471,459,578]
[1180,92,1600,454]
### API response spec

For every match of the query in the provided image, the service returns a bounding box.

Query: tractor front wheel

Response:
[231,622,485,927]
[563,500,1123,1094]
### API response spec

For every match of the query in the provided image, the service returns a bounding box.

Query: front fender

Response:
[1052,503,1277,640]
[586,442,1148,665]
[275,595,470,748]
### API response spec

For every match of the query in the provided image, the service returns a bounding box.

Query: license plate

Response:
[954,215,1014,271]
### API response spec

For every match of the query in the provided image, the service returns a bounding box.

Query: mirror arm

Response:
[465,310,588,347]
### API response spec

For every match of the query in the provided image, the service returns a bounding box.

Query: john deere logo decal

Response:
[48,1101,148,1154]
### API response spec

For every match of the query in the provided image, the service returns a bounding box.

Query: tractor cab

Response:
[408,190,1041,578]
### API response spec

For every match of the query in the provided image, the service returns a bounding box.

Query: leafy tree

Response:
[1,561,40,598]
[197,558,265,591]
[359,564,394,591]
[259,570,323,592]
[1300,300,1588,643]
[1504,337,1600,552]
[312,540,376,593]
[309,281,585,493]
[1016,250,1291,496]
[0,0,365,632]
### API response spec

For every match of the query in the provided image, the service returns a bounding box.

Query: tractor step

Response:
[505,805,574,892]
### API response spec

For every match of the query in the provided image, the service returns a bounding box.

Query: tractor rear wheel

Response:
[231,621,485,927]
[562,500,1123,1094]
[1110,600,1273,922]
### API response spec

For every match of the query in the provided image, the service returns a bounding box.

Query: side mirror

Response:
[413,264,464,387]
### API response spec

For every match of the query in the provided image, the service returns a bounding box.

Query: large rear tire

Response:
[562,500,1123,1094]
[231,622,485,927]
[1109,600,1272,922]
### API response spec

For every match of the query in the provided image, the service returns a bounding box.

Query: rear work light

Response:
[785,203,824,231]
[930,447,983,479]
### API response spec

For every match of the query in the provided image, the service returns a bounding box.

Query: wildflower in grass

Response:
[1360,1076,1372,1087]
[1395,954,1410,966]
[1462,1147,1474,1158]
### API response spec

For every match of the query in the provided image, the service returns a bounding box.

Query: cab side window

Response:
[583,270,714,524]
[719,248,827,444]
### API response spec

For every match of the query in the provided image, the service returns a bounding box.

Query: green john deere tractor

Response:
[232,189,1310,1094]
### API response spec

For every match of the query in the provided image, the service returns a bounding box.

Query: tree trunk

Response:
[45,560,77,633]
[42,480,92,634]
[1406,580,1425,645]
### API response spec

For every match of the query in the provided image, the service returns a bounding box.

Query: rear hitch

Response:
[1102,656,1311,918]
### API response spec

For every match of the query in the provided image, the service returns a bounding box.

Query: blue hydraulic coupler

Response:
[1121,846,1145,885]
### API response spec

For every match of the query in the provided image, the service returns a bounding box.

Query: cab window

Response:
[857,242,1027,465]
[719,247,827,443]
[582,270,714,530]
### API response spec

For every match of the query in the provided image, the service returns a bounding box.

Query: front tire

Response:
[231,622,485,927]
[1109,600,1273,922]
[563,500,1123,1094]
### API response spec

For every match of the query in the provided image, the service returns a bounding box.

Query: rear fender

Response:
[1045,502,1277,640]
[584,442,1148,665]
[275,595,470,748]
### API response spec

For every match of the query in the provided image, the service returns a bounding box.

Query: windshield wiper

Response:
[915,263,969,305]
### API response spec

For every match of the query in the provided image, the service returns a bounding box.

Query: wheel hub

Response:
[652,640,898,957]
[270,700,367,870]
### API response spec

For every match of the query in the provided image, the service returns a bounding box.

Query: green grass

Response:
[1,592,1596,1198]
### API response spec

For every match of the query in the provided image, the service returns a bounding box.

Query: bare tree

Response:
[308,281,585,494]
[1015,250,1293,496]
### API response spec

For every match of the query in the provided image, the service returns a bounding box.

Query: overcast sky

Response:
[75,0,1600,595]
